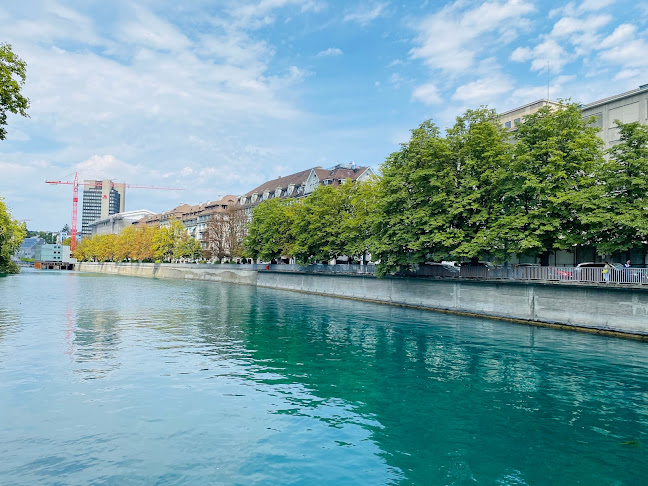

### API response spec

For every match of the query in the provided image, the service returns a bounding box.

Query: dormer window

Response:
[263,190,270,200]
[287,184,295,195]
[323,179,333,186]
[251,193,258,203]
[275,186,282,197]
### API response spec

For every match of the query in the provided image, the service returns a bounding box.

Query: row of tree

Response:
[244,103,648,274]
[74,220,202,263]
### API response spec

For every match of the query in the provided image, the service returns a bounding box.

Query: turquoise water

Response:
[1,269,647,485]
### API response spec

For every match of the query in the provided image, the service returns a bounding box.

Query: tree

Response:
[0,196,26,273]
[371,120,454,274]
[339,178,378,263]
[152,219,200,262]
[292,185,348,264]
[62,224,70,233]
[0,43,30,140]
[443,108,511,262]
[493,103,604,264]
[581,121,648,255]
[243,198,296,262]
[202,206,247,262]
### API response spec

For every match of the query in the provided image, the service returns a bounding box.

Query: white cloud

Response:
[600,24,637,48]
[510,46,532,62]
[118,5,192,51]
[411,83,441,105]
[73,155,143,181]
[410,0,535,74]
[316,47,343,57]
[344,2,388,26]
[452,76,513,102]
[529,39,570,72]
[599,40,648,68]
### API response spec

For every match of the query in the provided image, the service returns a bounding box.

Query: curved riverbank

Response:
[75,262,648,339]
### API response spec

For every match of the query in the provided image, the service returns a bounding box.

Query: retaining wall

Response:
[76,262,648,338]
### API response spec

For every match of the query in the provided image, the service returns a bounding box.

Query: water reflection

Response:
[1,271,647,485]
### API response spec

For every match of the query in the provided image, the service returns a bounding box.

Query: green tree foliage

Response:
[493,103,604,263]
[26,230,56,244]
[444,108,511,260]
[371,110,509,274]
[243,198,296,262]
[0,43,30,140]
[371,120,451,274]
[292,185,349,264]
[581,121,648,255]
[339,178,378,263]
[0,196,26,273]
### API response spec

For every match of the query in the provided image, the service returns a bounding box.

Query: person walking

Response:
[602,261,611,283]
[624,259,632,283]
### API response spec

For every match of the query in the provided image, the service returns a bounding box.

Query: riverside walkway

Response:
[210,262,648,287]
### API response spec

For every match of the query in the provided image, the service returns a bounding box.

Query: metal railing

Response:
[130,262,648,285]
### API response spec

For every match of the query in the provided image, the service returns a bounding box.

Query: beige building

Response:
[88,209,156,236]
[499,99,564,130]
[581,83,648,150]
[134,195,239,249]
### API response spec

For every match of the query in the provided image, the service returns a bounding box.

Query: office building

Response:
[81,180,126,237]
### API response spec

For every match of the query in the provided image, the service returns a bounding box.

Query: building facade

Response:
[16,237,46,259]
[134,195,239,250]
[499,99,564,130]
[238,164,375,213]
[581,83,648,150]
[81,180,126,237]
[88,209,156,236]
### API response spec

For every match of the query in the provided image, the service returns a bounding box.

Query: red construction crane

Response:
[46,172,183,251]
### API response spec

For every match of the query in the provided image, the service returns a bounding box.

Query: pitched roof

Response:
[243,168,314,197]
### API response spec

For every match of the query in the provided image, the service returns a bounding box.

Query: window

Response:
[514,118,521,126]
[505,121,512,129]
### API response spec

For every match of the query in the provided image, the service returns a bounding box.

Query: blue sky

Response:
[1,0,647,230]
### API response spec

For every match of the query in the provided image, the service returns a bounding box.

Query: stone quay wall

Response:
[76,262,648,338]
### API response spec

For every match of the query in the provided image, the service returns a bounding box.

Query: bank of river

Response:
[1,269,647,484]
[77,262,648,338]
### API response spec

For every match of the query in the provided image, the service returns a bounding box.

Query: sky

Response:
[1,0,647,231]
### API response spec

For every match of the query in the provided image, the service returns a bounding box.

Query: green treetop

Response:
[0,43,30,140]
[582,121,648,255]
[493,102,604,263]
[0,196,26,274]
[243,198,296,262]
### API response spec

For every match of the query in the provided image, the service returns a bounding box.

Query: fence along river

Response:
[1,269,647,484]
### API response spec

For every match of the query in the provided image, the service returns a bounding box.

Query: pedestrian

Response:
[602,261,610,283]
[624,259,632,283]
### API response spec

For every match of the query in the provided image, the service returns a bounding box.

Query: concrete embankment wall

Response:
[76,262,257,285]
[76,262,648,338]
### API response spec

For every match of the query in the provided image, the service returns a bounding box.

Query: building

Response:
[499,84,648,148]
[81,180,126,237]
[238,164,375,212]
[34,244,77,270]
[134,195,238,249]
[580,83,648,150]
[87,209,156,236]
[499,99,564,130]
[16,237,46,259]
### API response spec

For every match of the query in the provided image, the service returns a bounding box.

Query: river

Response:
[1,269,647,485]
